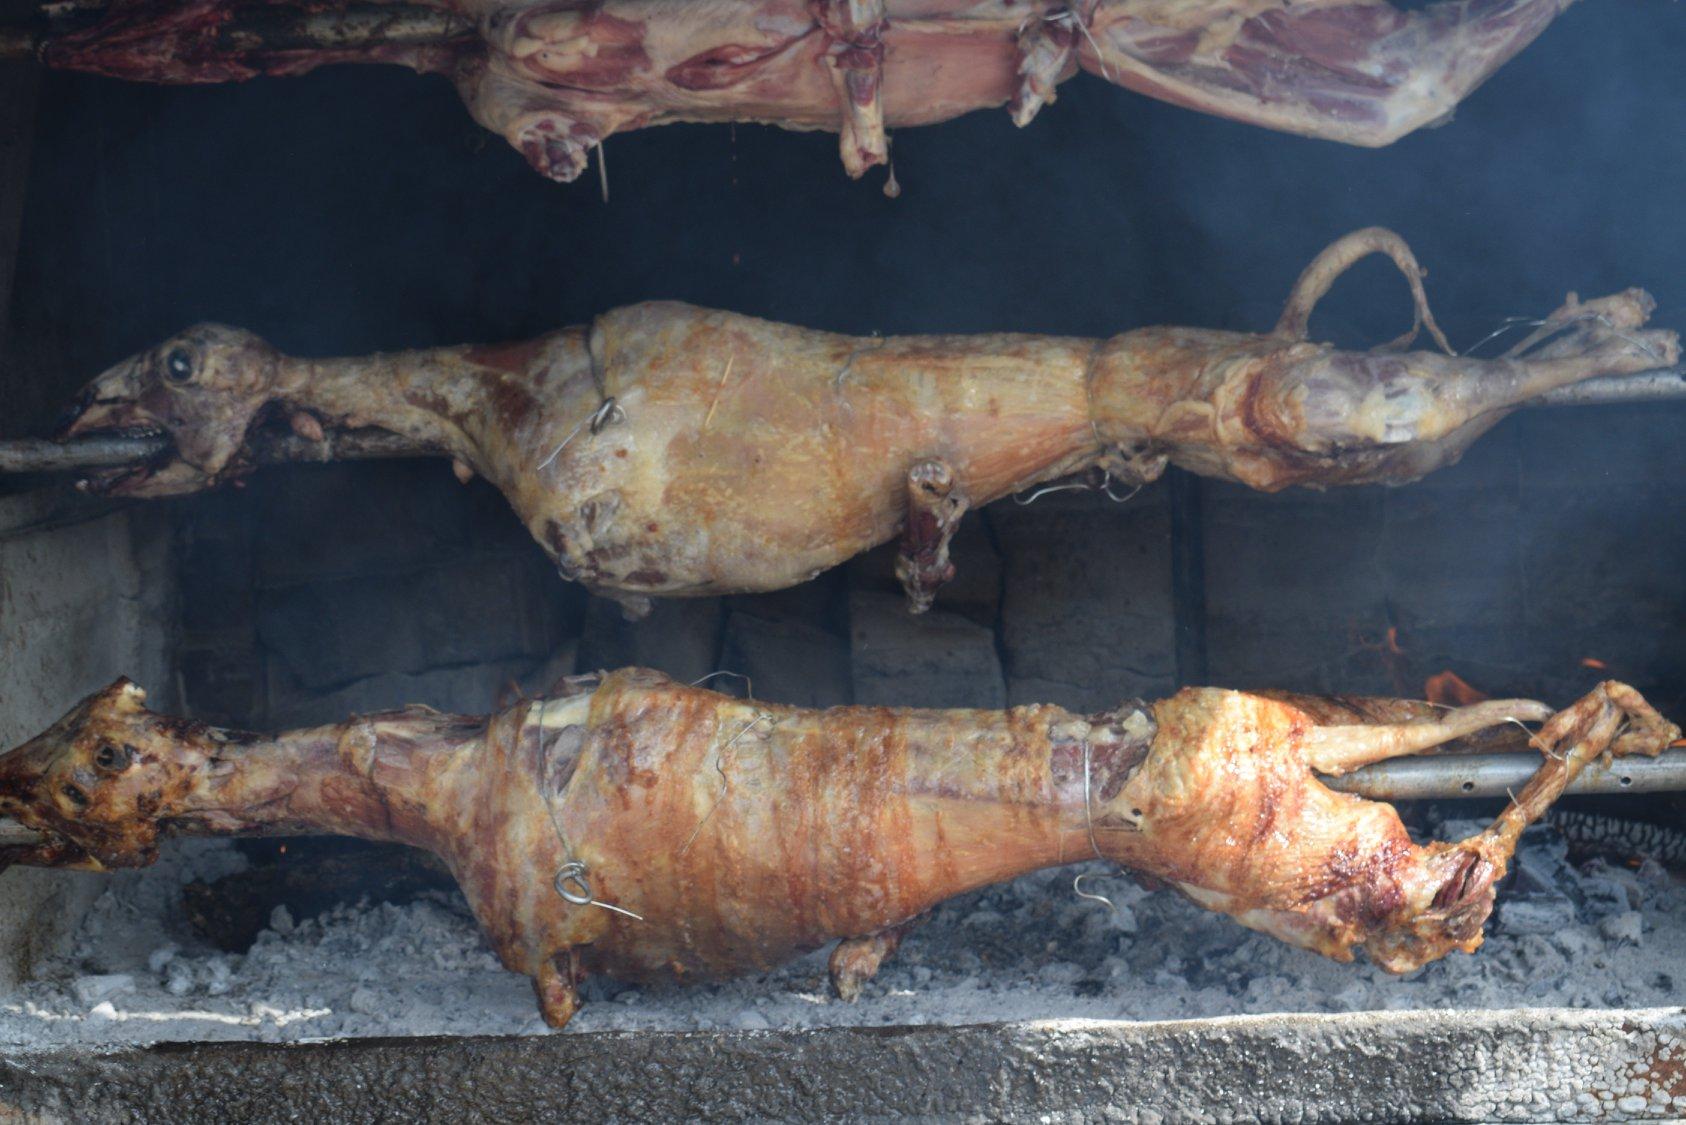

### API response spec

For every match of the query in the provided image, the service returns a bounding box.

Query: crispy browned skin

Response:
[0,672,1671,1027]
[59,229,1678,613]
[36,0,1571,183]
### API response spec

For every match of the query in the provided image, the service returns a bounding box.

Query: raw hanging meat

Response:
[59,228,1678,615]
[27,0,1574,184]
[0,673,1671,1027]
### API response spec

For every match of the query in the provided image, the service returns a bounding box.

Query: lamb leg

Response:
[534,949,584,1029]
[895,458,968,614]
[1362,681,1679,972]
[1082,0,1570,147]
[828,920,915,1001]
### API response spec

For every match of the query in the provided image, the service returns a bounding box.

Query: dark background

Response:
[2,0,1683,731]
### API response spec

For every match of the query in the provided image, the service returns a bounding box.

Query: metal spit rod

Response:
[1325,747,1686,801]
[0,752,1677,852]
[0,428,436,473]
[0,820,40,847]
[0,365,1680,476]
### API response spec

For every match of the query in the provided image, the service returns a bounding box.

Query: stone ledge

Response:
[2,1008,1682,1123]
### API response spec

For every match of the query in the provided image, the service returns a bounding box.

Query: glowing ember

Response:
[1581,657,1609,670]
[1425,670,1490,706]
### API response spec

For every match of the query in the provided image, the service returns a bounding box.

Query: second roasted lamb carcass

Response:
[33,1,1573,184]
[59,228,1676,612]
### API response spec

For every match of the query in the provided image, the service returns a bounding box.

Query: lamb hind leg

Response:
[828,920,915,1002]
[1365,681,1679,972]
[1218,230,1679,489]
[1082,0,1571,147]
[1482,681,1678,850]
[1301,697,1554,777]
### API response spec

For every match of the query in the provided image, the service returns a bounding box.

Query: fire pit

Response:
[0,1,1683,1120]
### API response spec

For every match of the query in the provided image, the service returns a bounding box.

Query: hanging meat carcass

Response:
[0,672,1671,1027]
[56,228,1677,615]
[18,1,1575,184]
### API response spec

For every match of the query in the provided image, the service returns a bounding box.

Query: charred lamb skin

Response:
[36,1,1573,182]
[0,672,1671,1028]
[58,228,1678,613]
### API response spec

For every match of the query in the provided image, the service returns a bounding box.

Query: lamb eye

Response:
[61,784,89,808]
[93,744,132,774]
[164,347,194,383]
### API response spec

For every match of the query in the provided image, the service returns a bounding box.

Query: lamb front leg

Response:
[456,60,609,184]
[1301,697,1554,776]
[816,0,889,179]
[533,948,584,1029]
[1083,0,1571,147]
[895,458,968,614]
[1008,4,1086,127]
[828,920,915,1002]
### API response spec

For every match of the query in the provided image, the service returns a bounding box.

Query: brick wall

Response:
[0,495,175,988]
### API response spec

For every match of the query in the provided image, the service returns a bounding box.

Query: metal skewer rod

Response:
[1325,748,1686,801]
[0,820,41,847]
[0,364,1679,476]
[1529,366,1686,407]
[0,751,1681,851]
[0,429,437,473]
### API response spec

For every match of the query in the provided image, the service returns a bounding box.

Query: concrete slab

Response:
[1,1008,1681,1122]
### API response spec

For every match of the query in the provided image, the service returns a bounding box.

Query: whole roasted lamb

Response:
[23,0,1574,184]
[59,228,1677,615]
[0,671,1672,1027]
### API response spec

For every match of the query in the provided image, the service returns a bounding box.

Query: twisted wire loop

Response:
[1072,732,1122,913]
[1014,467,1143,506]
[534,693,645,922]
[538,395,628,470]
[1072,711,1153,917]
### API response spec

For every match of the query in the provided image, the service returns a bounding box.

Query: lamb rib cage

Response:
[2,0,1574,182]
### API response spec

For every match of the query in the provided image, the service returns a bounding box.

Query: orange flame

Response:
[1580,657,1609,670]
[1425,670,1491,707]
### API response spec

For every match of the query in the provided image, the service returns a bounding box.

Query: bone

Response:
[1302,698,1555,776]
